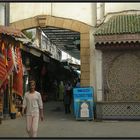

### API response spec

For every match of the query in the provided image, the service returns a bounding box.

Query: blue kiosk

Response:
[73,87,94,120]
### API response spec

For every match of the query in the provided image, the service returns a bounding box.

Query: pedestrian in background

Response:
[64,81,72,114]
[22,80,44,137]
[52,80,58,100]
[58,81,64,101]
[76,78,80,88]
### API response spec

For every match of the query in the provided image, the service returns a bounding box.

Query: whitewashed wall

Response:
[105,3,140,15]
[10,3,97,26]
[10,3,140,26]
[0,4,5,25]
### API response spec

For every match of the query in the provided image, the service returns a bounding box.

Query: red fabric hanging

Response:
[1,42,8,66]
[13,46,23,97]
[0,42,8,88]
[6,44,14,75]
[0,79,8,92]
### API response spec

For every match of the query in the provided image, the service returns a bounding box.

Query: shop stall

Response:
[0,26,26,121]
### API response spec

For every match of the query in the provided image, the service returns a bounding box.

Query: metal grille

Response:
[96,102,140,120]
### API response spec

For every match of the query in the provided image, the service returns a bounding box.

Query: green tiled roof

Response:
[95,14,140,36]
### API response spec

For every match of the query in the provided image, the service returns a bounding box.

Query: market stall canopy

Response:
[41,26,80,60]
[0,25,31,44]
[95,13,140,46]
[0,25,24,37]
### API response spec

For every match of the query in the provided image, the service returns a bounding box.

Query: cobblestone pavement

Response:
[0,101,140,138]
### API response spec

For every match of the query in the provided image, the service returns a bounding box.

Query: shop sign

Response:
[73,87,94,120]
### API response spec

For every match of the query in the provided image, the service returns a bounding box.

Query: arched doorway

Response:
[10,15,92,87]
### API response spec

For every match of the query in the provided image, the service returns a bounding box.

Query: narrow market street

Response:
[1,101,140,138]
[0,2,140,140]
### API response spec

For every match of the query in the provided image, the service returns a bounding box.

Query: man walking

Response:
[22,80,44,137]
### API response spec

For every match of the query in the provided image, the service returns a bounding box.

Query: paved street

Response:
[0,101,140,138]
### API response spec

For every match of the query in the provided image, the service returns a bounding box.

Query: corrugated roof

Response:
[95,14,140,36]
[0,25,24,37]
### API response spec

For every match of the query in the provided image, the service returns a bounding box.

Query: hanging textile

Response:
[6,44,14,75]
[0,42,8,88]
[13,45,23,97]
[11,45,18,73]
[1,42,8,66]
[0,79,8,91]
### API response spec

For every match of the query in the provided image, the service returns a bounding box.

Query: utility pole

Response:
[5,3,10,26]
[95,3,105,102]
[90,3,97,89]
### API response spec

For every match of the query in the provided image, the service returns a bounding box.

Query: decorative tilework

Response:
[103,51,140,102]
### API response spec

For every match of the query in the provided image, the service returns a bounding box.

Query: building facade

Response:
[94,12,140,119]
[0,3,140,120]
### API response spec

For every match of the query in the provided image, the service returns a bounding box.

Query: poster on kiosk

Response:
[73,87,94,120]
